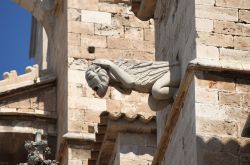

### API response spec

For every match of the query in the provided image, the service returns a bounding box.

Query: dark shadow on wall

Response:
[0,133,57,164]
[197,136,250,165]
[242,113,250,138]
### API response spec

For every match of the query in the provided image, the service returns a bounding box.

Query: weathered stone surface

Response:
[68,0,99,10]
[197,32,234,48]
[107,37,154,51]
[197,44,219,60]
[196,5,238,21]
[214,21,250,37]
[234,36,250,51]
[81,10,112,25]
[220,48,250,61]
[196,18,213,32]
[219,92,242,107]
[216,0,250,9]
[239,10,250,23]
[68,21,94,35]
[124,27,144,40]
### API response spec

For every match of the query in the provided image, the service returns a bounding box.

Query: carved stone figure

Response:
[85,59,181,110]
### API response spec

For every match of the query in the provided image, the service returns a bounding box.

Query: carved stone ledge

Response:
[131,0,157,21]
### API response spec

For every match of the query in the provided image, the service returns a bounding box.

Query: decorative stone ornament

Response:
[130,0,157,21]
[19,132,58,165]
[86,59,181,111]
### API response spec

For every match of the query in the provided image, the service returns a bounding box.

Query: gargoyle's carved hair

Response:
[85,64,109,83]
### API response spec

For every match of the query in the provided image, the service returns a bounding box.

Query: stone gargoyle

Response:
[85,59,181,110]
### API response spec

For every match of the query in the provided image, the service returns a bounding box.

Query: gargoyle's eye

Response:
[93,86,98,91]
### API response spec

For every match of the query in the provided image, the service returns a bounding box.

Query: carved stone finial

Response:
[86,59,181,111]
[19,131,58,165]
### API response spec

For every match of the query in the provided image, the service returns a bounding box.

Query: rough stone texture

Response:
[195,71,250,165]
[113,133,156,165]
[155,0,250,164]
[66,1,155,164]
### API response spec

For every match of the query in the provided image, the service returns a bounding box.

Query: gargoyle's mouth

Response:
[93,86,99,91]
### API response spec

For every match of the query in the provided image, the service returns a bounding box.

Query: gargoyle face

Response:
[85,69,109,97]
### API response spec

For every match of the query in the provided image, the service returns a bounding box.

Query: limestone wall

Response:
[196,0,250,61]
[155,0,250,164]
[195,0,250,164]
[196,71,250,164]
[66,1,155,164]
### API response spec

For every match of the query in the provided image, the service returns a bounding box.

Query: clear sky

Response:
[0,0,34,79]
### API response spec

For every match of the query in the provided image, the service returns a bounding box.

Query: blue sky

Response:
[0,0,34,79]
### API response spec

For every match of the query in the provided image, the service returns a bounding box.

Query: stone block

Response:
[69,147,91,160]
[81,35,107,48]
[195,88,218,104]
[195,0,215,5]
[94,23,124,37]
[8,98,31,109]
[81,10,112,25]
[83,109,101,123]
[68,8,81,21]
[195,72,236,92]
[98,2,129,14]
[124,27,144,40]
[69,109,85,122]
[234,36,250,51]
[68,83,85,97]
[216,0,250,9]
[0,108,17,112]
[236,79,250,93]
[220,48,250,61]
[107,99,122,113]
[144,28,155,42]
[197,44,219,59]
[68,58,89,71]
[239,10,250,23]
[68,33,81,46]
[113,14,150,28]
[69,97,107,111]
[219,92,242,107]
[68,0,99,10]
[197,32,234,48]
[214,21,250,37]
[68,45,95,59]
[243,94,250,107]
[196,117,238,137]
[196,103,223,120]
[68,69,85,84]
[107,37,154,51]
[68,21,94,35]
[94,48,155,60]
[196,5,238,21]
[196,18,214,32]
[68,120,88,132]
